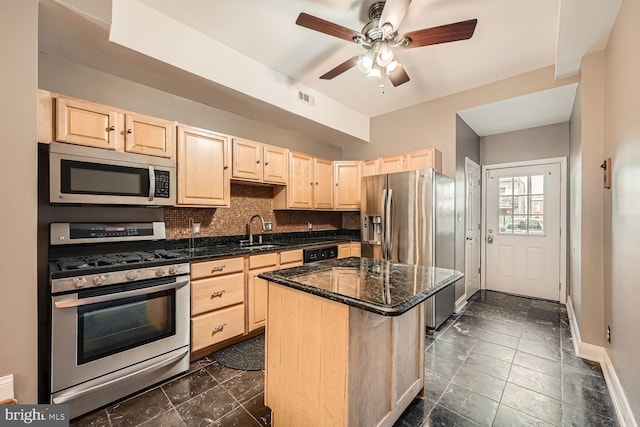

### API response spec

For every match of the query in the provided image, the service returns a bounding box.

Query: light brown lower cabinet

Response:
[190,256,246,354]
[265,282,425,426]
[338,241,361,259]
[248,253,279,331]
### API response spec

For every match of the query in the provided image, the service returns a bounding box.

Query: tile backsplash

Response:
[165,183,359,239]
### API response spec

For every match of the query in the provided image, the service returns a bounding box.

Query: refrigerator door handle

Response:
[386,189,393,260]
[381,189,387,259]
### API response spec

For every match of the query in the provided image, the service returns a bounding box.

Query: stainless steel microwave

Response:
[49,142,176,206]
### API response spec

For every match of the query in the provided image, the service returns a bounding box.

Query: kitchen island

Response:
[259,257,463,427]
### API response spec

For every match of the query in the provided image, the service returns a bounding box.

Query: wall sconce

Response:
[600,158,612,189]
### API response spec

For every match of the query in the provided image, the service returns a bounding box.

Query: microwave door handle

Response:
[148,166,156,202]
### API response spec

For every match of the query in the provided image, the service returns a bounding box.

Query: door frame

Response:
[463,157,481,304]
[481,157,567,304]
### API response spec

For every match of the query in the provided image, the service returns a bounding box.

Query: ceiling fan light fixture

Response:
[357,53,374,73]
[368,67,382,78]
[376,46,394,67]
[386,60,399,73]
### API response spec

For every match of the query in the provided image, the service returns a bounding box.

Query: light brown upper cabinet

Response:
[177,125,230,207]
[55,96,119,151]
[404,148,442,172]
[273,151,333,209]
[333,161,361,210]
[124,112,175,158]
[379,154,404,173]
[263,145,288,184]
[362,158,379,177]
[54,95,175,158]
[232,138,288,184]
[313,157,334,209]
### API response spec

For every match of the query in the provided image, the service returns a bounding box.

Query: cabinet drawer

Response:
[249,252,278,270]
[191,304,245,351]
[279,249,303,265]
[191,257,244,280]
[191,272,244,315]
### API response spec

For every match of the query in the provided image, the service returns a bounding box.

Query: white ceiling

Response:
[39,0,620,146]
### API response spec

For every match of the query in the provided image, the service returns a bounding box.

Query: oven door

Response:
[50,275,189,393]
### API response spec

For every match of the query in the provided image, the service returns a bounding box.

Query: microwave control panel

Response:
[155,170,171,198]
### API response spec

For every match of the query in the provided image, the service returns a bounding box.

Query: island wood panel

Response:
[266,284,348,426]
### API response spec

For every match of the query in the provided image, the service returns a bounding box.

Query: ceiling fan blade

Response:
[387,64,410,87]
[296,13,362,43]
[402,19,478,48]
[319,56,359,80]
[379,0,412,31]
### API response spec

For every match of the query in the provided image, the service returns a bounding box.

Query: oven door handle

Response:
[54,279,189,309]
[52,349,188,404]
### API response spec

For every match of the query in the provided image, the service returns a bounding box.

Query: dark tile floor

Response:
[71,290,619,427]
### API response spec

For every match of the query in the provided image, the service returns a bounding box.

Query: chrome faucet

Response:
[248,214,267,245]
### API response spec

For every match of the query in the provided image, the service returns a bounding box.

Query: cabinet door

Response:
[334,161,361,210]
[124,113,175,158]
[177,126,230,206]
[263,145,288,184]
[337,243,351,259]
[362,159,379,176]
[313,158,334,209]
[404,148,442,172]
[350,242,361,257]
[379,155,404,173]
[248,265,278,331]
[288,151,314,209]
[232,138,262,181]
[55,96,119,150]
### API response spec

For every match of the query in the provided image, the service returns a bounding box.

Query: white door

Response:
[465,158,481,298]
[485,162,561,300]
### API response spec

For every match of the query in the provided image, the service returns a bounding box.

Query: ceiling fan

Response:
[296,0,478,88]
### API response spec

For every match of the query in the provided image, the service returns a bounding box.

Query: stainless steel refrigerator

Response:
[361,168,456,329]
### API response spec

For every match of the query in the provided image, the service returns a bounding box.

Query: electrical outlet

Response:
[263,222,273,231]
[308,222,313,230]
[607,325,611,343]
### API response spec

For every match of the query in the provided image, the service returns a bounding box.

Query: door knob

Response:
[466,237,473,241]
[487,235,494,244]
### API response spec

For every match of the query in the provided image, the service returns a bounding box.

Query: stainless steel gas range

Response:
[48,222,190,419]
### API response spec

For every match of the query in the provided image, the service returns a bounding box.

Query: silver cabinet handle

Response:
[127,128,133,134]
[54,279,189,309]
[210,290,226,299]
[256,160,261,164]
[108,125,116,131]
[212,323,227,334]
[211,265,226,273]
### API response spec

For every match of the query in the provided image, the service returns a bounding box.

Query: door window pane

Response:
[498,174,545,236]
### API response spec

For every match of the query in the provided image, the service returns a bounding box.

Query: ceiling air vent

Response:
[297,90,314,106]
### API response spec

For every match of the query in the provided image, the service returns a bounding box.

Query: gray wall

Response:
[455,115,480,300]
[480,122,570,165]
[603,0,640,417]
[0,0,39,403]
[38,55,343,160]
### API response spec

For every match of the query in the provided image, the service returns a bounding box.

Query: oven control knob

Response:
[126,271,139,281]
[155,268,166,277]
[168,266,178,275]
[92,275,106,286]
[73,277,87,289]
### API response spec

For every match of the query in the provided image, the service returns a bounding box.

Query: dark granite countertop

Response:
[258,257,464,316]
[170,232,360,261]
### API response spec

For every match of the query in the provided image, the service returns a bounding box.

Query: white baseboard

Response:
[566,297,637,427]
[454,295,467,314]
